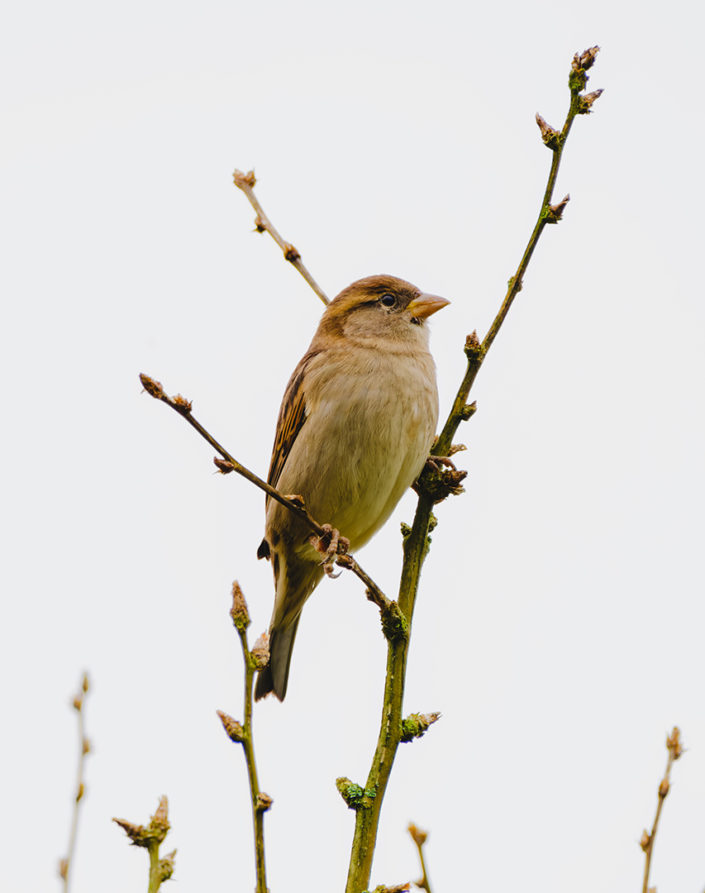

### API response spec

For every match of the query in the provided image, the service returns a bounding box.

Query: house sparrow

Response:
[255,274,449,700]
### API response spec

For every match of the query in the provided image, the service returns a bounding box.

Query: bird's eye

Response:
[379,293,396,307]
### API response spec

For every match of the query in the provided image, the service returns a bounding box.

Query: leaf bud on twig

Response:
[159,850,177,883]
[255,792,274,813]
[544,194,570,223]
[251,633,270,669]
[217,709,245,743]
[535,113,562,150]
[400,712,441,742]
[139,373,165,401]
[232,168,256,189]
[666,726,683,759]
[577,89,604,115]
[407,823,428,847]
[230,581,251,630]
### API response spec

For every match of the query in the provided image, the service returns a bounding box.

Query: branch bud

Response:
[255,792,273,812]
[159,849,177,883]
[460,401,477,421]
[658,777,670,799]
[230,581,251,630]
[408,823,428,847]
[464,330,482,361]
[217,709,245,743]
[666,726,683,760]
[400,712,441,742]
[544,194,570,223]
[577,89,603,115]
[639,830,651,852]
[251,633,270,669]
[336,777,376,810]
[214,457,235,474]
[139,373,165,400]
[113,796,170,847]
[574,46,600,71]
[171,394,192,415]
[569,46,600,93]
[283,243,301,262]
[232,169,256,189]
[535,113,562,150]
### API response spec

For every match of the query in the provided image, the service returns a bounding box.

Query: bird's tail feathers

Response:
[254,617,301,702]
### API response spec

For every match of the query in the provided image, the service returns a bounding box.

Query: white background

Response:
[3,2,704,891]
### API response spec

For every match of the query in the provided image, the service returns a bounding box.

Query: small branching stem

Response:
[233,169,329,306]
[408,824,432,893]
[344,47,602,893]
[113,796,174,893]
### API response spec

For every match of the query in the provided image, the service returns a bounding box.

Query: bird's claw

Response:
[413,454,467,503]
[310,523,350,577]
[425,455,457,472]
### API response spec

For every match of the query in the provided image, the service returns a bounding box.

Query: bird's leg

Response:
[310,523,350,578]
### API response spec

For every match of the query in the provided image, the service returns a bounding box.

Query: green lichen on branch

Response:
[379,599,408,643]
[400,712,441,743]
[337,777,378,810]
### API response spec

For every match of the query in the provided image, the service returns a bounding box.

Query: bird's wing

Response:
[266,351,318,495]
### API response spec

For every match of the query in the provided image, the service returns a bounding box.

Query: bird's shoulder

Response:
[266,347,326,491]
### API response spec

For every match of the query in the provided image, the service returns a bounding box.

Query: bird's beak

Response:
[406,294,450,320]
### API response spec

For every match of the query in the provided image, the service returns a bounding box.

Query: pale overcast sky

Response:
[3,2,704,892]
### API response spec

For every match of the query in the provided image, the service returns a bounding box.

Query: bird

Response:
[254,274,449,701]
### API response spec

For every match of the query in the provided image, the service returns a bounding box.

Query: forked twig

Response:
[233,169,329,306]
[113,797,176,893]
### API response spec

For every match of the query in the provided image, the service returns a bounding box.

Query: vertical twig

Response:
[344,47,603,893]
[408,824,432,892]
[59,672,91,892]
[218,582,272,893]
[640,726,684,893]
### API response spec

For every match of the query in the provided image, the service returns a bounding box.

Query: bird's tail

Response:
[254,616,301,701]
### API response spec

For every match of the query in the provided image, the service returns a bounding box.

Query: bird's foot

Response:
[413,454,468,503]
[310,524,350,578]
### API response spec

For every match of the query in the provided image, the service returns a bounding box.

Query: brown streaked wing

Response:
[266,351,319,495]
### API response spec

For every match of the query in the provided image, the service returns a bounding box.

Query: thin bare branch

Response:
[233,168,329,306]
[59,672,91,893]
[408,824,432,892]
[139,373,389,615]
[218,582,270,893]
[344,47,603,893]
[641,726,684,893]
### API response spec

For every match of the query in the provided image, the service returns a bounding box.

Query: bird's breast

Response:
[269,346,438,552]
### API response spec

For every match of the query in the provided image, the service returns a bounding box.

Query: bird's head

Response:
[318,275,449,349]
